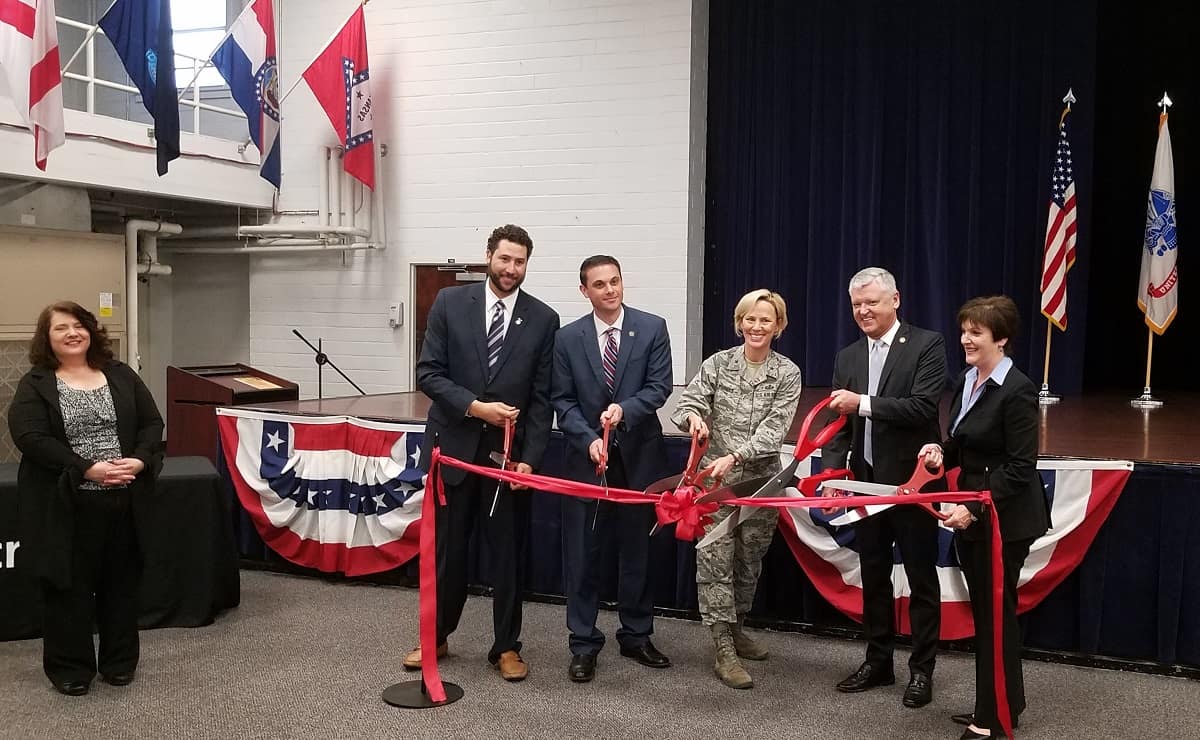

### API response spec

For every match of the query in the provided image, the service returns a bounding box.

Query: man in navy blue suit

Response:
[552,255,674,682]
[405,224,559,682]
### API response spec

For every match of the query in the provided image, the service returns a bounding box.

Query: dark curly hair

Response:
[29,301,115,369]
[486,224,533,256]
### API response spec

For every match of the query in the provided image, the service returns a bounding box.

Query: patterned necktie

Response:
[864,339,884,467]
[603,327,619,395]
[487,300,506,374]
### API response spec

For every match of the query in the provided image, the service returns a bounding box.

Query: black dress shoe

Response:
[568,653,596,682]
[902,672,933,707]
[53,681,89,696]
[619,641,671,668]
[101,672,135,687]
[835,662,895,693]
[951,714,1018,730]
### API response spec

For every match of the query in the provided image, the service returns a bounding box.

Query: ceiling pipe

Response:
[124,219,181,371]
[158,243,382,255]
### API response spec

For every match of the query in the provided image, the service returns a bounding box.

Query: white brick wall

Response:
[256,0,702,397]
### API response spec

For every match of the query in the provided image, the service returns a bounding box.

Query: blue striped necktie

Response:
[487,300,506,375]
[603,327,619,395]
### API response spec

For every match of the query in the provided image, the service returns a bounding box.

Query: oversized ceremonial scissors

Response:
[820,456,948,526]
[487,418,517,517]
[646,427,720,535]
[591,418,613,530]
[694,396,847,548]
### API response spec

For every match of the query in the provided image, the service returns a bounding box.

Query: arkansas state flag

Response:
[217,409,423,576]
[302,5,374,189]
[212,0,281,187]
[0,0,65,169]
[776,450,1133,639]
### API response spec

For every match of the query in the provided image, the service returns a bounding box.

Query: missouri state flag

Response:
[301,4,374,189]
[212,0,281,187]
[217,409,424,576]
[776,449,1133,639]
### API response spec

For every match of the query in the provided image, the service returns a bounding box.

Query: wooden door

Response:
[412,263,486,376]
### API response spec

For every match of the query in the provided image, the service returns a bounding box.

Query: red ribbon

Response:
[654,487,720,541]
[419,449,1012,737]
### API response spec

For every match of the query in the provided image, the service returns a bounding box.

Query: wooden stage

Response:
[245,387,1200,467]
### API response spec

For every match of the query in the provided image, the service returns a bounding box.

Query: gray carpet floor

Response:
[1,570,1195,739]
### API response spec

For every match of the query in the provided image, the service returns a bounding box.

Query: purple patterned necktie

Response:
[603,327,619,395]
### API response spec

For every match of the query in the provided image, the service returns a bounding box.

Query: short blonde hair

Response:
[733,289,788,338]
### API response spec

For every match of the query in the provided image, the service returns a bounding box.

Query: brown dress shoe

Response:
[495,650,528,681]
[402,642,448,670]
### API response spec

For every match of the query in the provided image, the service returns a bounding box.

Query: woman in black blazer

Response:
[920,296,1049,739]
[7,301,163,696]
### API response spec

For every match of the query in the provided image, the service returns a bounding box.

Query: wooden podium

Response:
[166,364,299,464]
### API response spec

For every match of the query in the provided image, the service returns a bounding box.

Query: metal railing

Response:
[57,16,246,141]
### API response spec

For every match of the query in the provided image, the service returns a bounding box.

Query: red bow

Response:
[654,486,720,541]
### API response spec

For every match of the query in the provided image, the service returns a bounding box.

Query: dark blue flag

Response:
[99,0,180,175]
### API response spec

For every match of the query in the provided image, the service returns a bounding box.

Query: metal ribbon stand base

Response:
[381,678,463,709]
[1038,383,1061,406]
[1130,386,1164,409]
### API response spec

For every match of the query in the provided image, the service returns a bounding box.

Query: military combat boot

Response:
[710,622,753,689]
[732,615,769,660]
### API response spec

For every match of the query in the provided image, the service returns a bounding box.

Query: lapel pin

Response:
[628,330,635,337]
[898,336,906,343]
[515,317,523,326]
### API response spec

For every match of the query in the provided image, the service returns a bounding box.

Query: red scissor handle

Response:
[897,455,948,520]
[791,396,848,461]
[595,419,612,476]
[499,417,515,470]
[681,428,710,486]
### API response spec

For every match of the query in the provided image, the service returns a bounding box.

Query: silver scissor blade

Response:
[488,451,506,466]
[820,479,898,496]
[695,475,773,504]
[695,459,802,549]
[828,502,896,526]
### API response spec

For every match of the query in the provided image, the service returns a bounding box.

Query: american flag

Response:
[1040,107,1078,330]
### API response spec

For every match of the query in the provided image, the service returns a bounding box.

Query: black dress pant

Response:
[857,501,942,676]
[561,449,654,656]
[957,531,1035,734]
[435,432,528,663]
[41,488,140,685]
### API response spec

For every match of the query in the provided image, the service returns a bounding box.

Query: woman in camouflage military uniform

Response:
[671,289,802,689]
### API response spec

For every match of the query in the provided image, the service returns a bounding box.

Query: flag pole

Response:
[176,0,253,104]
[1131,92,1172,410]
[60,0,121,74]
[1131,328,1162,408]
[1038,88,1074,407]
[278,0,371,108]
[1038,318,1059,405]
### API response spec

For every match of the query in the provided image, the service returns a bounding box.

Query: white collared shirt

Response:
[859,319,901,417]
[484,283,520,338]
[593,308,624,357]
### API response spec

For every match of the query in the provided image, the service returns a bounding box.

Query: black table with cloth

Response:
[0,456,241,642]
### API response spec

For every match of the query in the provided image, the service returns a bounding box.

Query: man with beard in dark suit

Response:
[404,224,559,682]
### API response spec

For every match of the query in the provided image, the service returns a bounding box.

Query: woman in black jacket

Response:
[920,296,1049,739]
[7,301,163,696]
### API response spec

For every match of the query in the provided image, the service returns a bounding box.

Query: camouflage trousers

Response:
[696,506,779,626]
